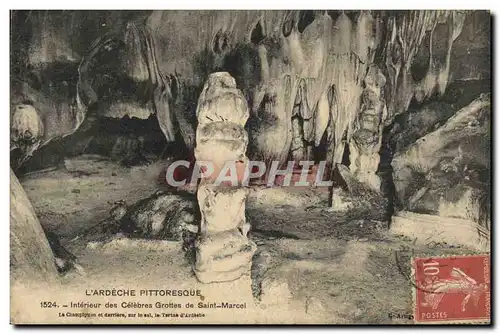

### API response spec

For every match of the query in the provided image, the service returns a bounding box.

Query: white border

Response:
[1,1,497,333]
[3,1,498,10]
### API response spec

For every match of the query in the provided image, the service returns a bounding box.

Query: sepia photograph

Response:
[8,8,491,325]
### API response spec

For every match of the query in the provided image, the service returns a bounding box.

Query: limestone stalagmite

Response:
[193,72,257,284]
[349,65,387,192]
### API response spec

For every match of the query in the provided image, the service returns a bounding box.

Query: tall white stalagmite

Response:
[193,72,257,284]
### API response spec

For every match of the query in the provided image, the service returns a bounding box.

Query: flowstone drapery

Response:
[193,72,257,284]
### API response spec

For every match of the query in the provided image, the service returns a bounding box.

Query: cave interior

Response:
[9,10,491,324]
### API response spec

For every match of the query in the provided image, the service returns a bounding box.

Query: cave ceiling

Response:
[10,10,490,170]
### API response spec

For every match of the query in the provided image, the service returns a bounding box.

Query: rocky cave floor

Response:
[19,155,479,325]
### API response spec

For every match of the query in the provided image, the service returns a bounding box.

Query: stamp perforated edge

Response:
[411,253,491,325]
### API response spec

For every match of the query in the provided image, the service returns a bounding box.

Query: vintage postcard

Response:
[9,9,491,325]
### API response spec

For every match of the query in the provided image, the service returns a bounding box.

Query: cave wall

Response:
[385,11,490,226]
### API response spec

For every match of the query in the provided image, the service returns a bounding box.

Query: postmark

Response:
[412,254,490,324]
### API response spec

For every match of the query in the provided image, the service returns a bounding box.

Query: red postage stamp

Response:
[413,254,490,324]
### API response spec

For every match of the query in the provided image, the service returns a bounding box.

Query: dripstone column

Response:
[349,65,387,192]
[193,72,257,283]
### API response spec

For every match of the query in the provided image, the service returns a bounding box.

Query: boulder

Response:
[390,94,490,248]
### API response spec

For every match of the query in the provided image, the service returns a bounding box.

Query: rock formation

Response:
[10,104,45,166]
[193,72,257,283]
[118,190,198,240]
[10,168,60,284]
[391,94,490,205]
[349,65,387,192]
[12,11,486,175]
[9,10,491,242]
[10,79,87,169]
[390,94,490,249]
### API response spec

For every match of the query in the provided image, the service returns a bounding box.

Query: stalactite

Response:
[76,35,104,109]
[142,25,176,142]
[314,88,330,147]
[328,14,365,165]
[397,11,437,69]
[12,10,475,173]
[414,11,467,103]
[413,20,438,103]
[123,22,150,82]
[75,23,178,142]
[75,11,390,167]
[384,11,440,118]
[353,10,377,66]
[300,83,316,143]
[382,10,470,122]
[27,11,80,66]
